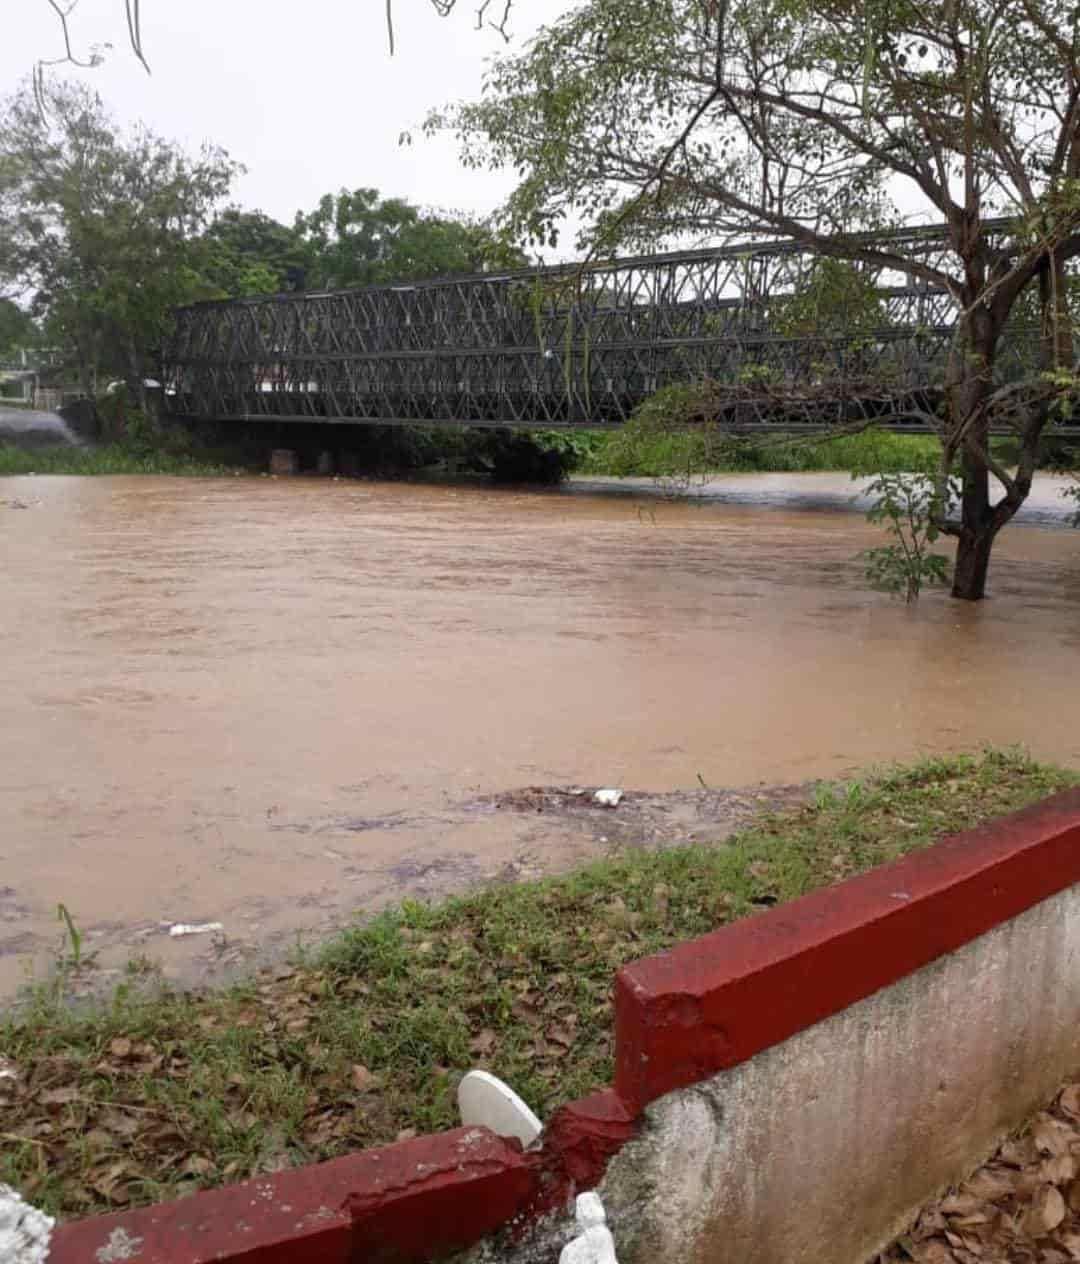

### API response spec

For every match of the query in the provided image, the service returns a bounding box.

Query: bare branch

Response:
[386,0,514,53]
[34,0,150,107]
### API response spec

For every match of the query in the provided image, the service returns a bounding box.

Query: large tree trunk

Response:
[952,517,996,600]
[948,308,998,601]
[126,338,148,414]
[951,432,996,600]
[950,250,1075,599]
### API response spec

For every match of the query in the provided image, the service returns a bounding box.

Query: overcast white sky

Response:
[5,0,571,231]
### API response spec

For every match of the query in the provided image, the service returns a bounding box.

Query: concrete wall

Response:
[597,881,1080,1263]
[47,789,1080,1264]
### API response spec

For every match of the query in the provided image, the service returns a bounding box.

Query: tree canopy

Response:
[0,79,237,398]
[293,188,527,290]
[0,299,35,358]
[195,192,528,298]
[435,0,1080,598]
[201,209,310,297]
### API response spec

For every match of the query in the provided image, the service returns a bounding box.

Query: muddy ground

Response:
[24,781,808,1004]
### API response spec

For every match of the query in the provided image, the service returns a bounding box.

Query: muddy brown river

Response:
[2,472,1078,999]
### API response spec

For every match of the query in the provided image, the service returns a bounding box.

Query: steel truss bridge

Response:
[163,219,1043,434]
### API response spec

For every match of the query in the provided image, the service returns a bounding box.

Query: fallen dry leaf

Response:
[1058,1229,1080,1259]
[913,1241,957,1262]
[1042,1154,1078,1185]
[38,1086,80,1107]
[350,1065,379,1093]
[469,1029,497,1056]
[940,1193,987,1218]
[1000,1136,1041,1168]
[90,1161,130,1205]
[962,1167,1018,1203]
[546,1024,576,1050]
[1022,1184,1066,1238]
[1061,1087,1080,1121]
[883,1077,1080,1264]
[1034,1117,1074,1158]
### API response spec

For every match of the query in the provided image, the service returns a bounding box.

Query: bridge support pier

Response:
[269,448,298,476]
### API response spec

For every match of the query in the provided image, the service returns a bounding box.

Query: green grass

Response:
[0,442,237,477]
[574,426,944,478]
[0,751,1071,1218]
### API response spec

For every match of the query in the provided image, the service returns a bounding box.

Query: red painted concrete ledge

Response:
[47,787,1080,1263]
[615,785,1080,1109]
[47,1094,636,1264]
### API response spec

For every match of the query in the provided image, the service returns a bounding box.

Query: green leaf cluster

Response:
[862,471,958,602]
[0,79,238,391]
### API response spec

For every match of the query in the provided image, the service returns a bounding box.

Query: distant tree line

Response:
[0,79,525,401]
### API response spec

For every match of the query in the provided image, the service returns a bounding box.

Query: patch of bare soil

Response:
[469,782,810,851]
[877,1082,1080,1262]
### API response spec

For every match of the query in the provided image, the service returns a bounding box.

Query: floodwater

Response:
[1,471,1078,998]
[0,404,79,448]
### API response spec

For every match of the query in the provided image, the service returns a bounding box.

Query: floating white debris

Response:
[0,1185,54,1264]
[168,922,223,938]
[559,1192,619,1264]
[457,1069,543,1148]
[594,789,623,808]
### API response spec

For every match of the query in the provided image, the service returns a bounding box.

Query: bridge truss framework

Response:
[163,220,1048,435]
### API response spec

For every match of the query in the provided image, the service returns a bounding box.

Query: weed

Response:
[55,904,83,970]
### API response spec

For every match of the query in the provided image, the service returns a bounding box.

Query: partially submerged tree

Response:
[436,0,1080,599]
[0,79,237,403]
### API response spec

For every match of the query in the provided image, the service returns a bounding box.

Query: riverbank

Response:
[1,750,1071,1219]
[570,426,944,477]
[0,441,238,476]
[0,425,952,480]
[6,425,1073,484]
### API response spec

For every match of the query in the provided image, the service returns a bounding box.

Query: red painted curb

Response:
[47,1127,530,1264]
[347,1126,533,1263]
[615,786,1080,1110]
[525,1089,638,1217]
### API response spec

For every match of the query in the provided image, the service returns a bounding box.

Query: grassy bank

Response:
[0,750,1072,1219]
[570,426,943,478]
[0,427,946,481]
[0,442,239,477]
[4,425,1075,482]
